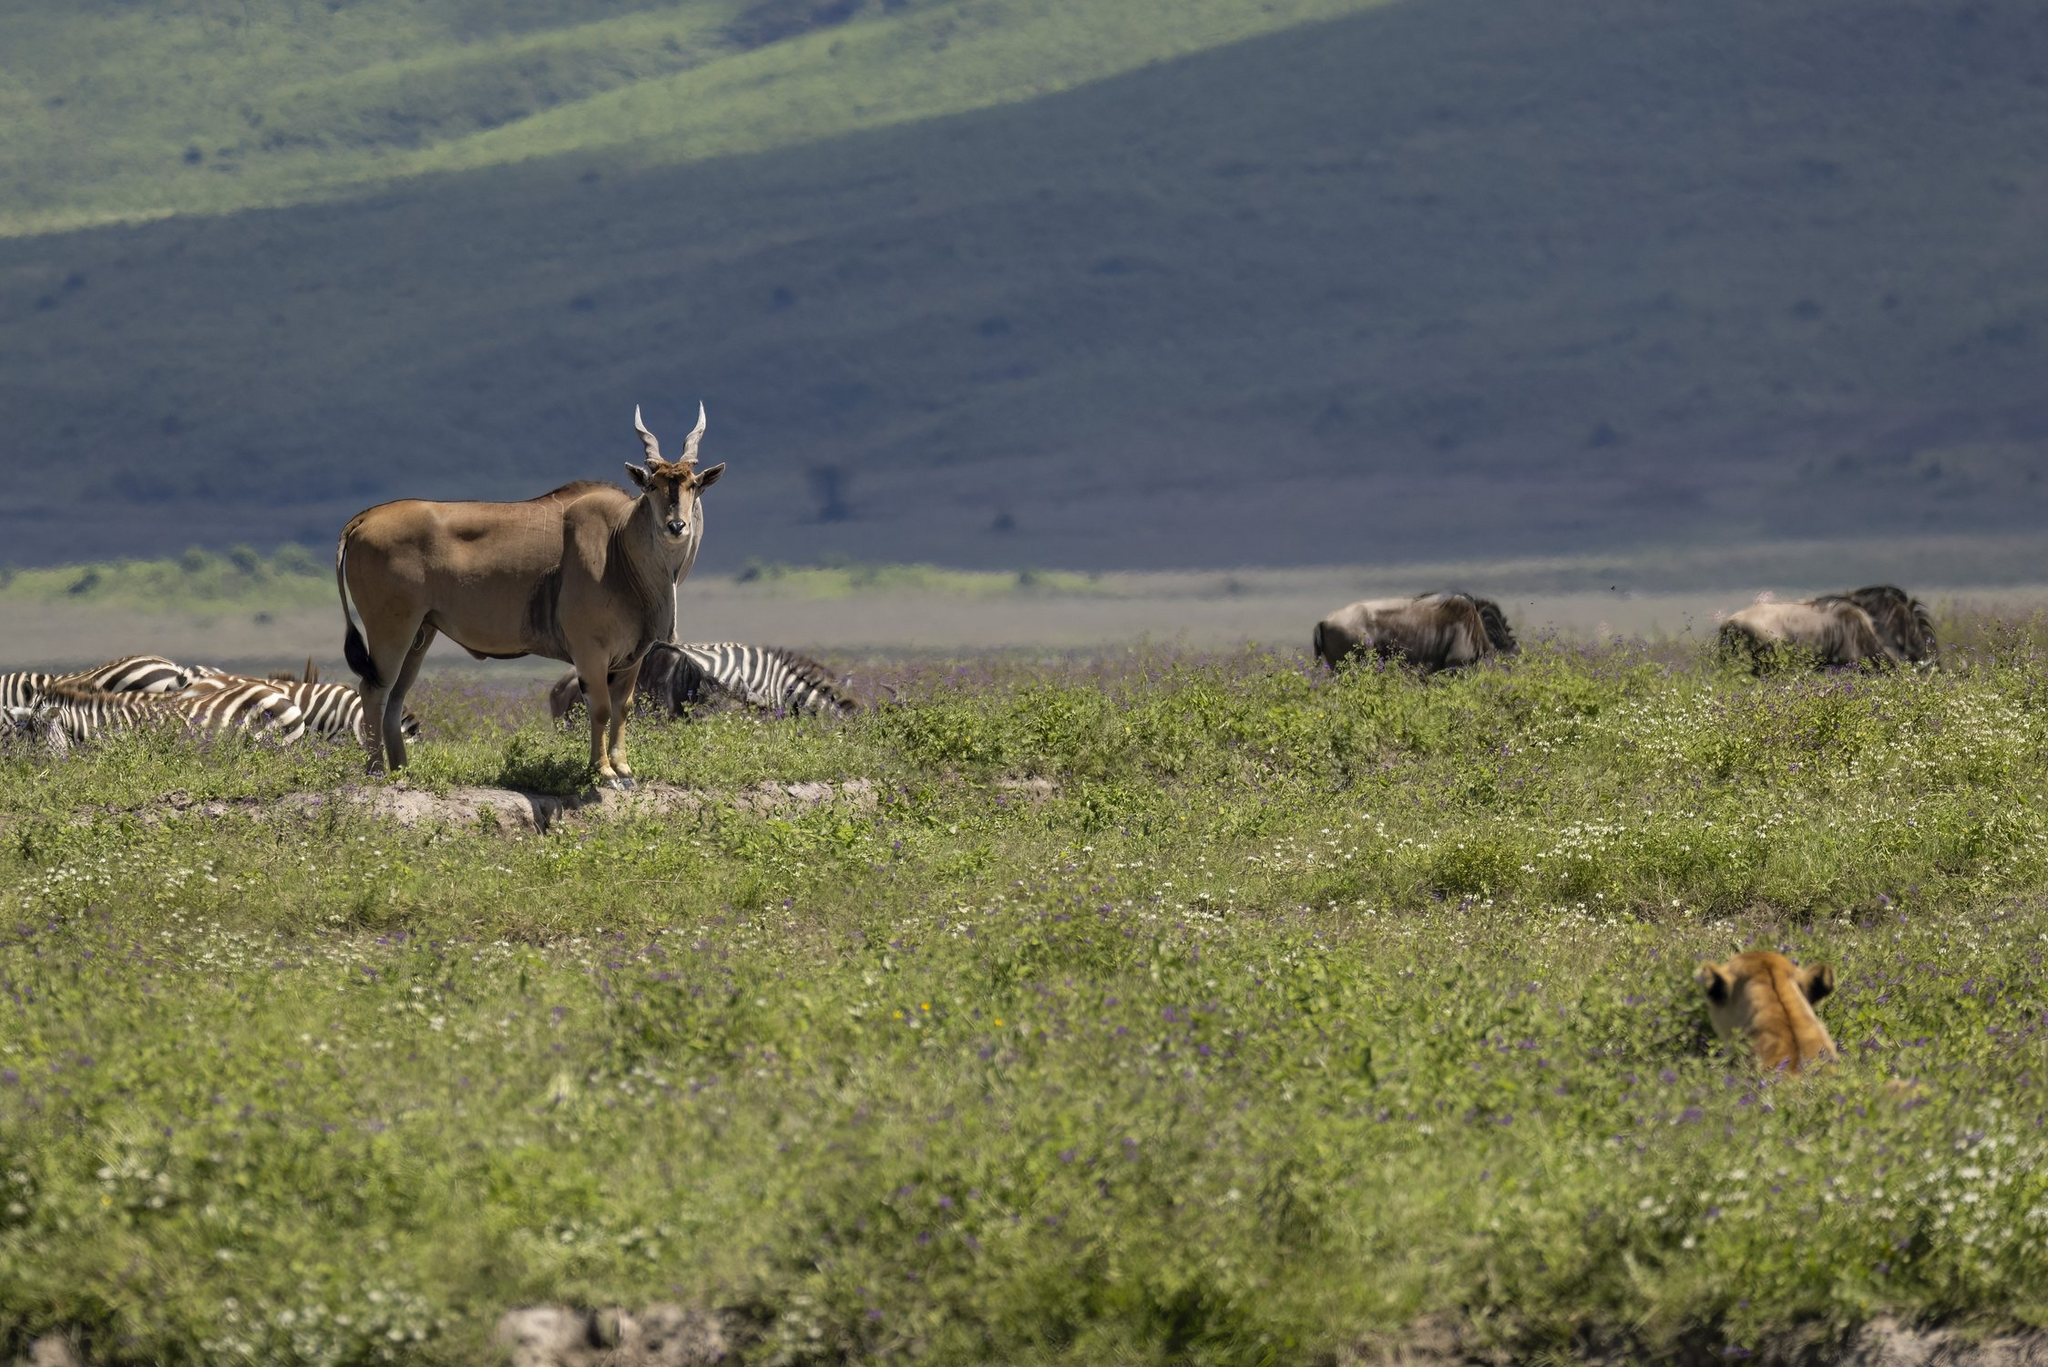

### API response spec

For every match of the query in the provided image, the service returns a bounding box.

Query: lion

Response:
[1694,950,1839,1073]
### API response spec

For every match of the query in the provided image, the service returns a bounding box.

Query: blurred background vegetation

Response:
[3,0,2046,576]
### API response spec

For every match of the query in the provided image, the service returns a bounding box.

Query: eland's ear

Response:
[625,462,651,490]
[1798,962,1834,1005]
[695,462,725,491]
[1695,961,1732,1004]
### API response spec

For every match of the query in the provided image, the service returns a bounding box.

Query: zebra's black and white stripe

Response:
[59,654,204,695]
[2,654,203,712]
[0,672,54,710]
[547,642,855,722]
[183,675,417,742]
[16,680,306,752]
[671,643,852,715]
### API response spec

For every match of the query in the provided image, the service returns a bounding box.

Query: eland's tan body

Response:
[1695,951,1839,1074]
[1718,599,1887,671]
[1313,592,1516,675]
[337,405,723,784]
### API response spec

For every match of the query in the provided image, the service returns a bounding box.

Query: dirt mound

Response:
[496,1305,734,1367]
[56,777,882,836]
[13,773,1055,837]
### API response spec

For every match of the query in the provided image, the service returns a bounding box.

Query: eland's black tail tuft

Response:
[343,621,379,688]
[335,530,381,688]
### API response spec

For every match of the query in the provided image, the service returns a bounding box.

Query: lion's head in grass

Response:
[1694,950,1839,1074]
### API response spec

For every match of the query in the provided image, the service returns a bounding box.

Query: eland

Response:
[336,404,724,784]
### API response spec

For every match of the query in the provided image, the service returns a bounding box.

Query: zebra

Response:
[1,654,206,712]
[182,674,418,743]
[0,672,52,710]
[60,654,206,694]
[547,642,856,722]
[12,679,306,754]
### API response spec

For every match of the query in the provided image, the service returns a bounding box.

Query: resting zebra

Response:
[548,642,855,722]
[6,679,305,754]
[1,653,205,710]
[183,674,418,743]
[65,654,204,694]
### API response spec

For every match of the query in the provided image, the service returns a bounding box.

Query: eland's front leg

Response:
[604,663,642,786]
[572,655,628,789]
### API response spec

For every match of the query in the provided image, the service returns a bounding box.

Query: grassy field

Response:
[5,616,2048,1362]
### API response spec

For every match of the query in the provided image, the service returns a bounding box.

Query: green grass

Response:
[0,545,334,613]
[5,631,2048,1362]
[0,551,1107,620]
[0,0,1390,236]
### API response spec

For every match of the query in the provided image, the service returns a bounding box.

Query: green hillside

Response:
[2,0,2046,572]
[0,0,1389,235]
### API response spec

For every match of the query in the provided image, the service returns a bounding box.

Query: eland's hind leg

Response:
[354,617,425,772]
[380,623,437,771]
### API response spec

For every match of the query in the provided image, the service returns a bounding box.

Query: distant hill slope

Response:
[2,0,2046,571]
[0,0,1386,235]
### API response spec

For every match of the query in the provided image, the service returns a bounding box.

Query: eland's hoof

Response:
[604,774,637,792]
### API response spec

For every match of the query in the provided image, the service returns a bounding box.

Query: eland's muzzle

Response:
[666,519,688,537]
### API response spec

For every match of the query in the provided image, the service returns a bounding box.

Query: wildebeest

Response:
[1717,599,1888,671]
[548,642,855,722]
[337,404,723,784]
[1313,592,1517,674]
[1811,585,1938,667]
[1695,950,1839,1074]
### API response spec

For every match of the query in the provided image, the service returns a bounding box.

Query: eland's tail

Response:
[336,521,380,688]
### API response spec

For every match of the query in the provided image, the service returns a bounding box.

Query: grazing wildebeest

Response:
[1811,585,1937,667]
[1695,950,1839,1074]
[337,404,723,784]
[548,642,855,722]
[1312,592,1517,674]
[1717,600,1888,672]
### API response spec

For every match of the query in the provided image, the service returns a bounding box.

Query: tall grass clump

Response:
[3,625,2048,1362]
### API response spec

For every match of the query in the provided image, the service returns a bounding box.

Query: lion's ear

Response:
[1695,961,1732,1004]
[1798,962,1835,1004]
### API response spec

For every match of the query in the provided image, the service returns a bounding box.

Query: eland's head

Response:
[627,403,725,544]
